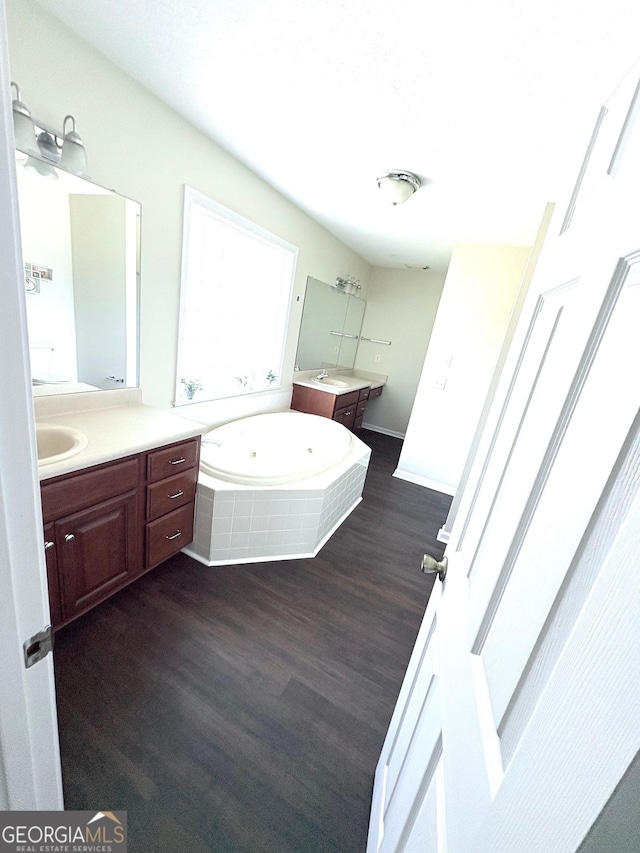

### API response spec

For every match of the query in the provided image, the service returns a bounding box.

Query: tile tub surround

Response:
[185,437,371,566]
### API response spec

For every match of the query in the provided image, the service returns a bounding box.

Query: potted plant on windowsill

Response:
[180,378,203,400]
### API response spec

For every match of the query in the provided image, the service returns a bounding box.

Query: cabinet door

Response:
[57,489,139,620]
[43,522,62,629]
[333,405,356,430]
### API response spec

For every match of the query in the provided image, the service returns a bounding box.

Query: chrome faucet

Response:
[316,371,329,380]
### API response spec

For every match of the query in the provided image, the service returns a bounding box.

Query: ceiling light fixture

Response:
[376,170,421,205]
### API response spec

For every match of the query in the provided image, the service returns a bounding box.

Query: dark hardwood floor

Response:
[54,429,452,852]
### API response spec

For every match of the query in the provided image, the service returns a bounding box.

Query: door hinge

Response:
[23,626,54,669]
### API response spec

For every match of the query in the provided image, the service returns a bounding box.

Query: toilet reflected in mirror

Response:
[29,341,71,386]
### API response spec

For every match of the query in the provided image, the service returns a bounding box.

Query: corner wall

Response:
[354,268,446,436]
[396,243,531,493]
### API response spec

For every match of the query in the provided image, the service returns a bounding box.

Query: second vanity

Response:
[291,370,385,432]
[36,389,206,630]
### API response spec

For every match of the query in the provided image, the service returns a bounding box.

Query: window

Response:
[175,187,298,404]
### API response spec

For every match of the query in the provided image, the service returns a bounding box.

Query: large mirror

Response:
[15,154,141,395]
[295,276,366,371]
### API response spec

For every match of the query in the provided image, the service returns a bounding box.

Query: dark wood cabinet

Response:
[41,437,200,629]
[55,489,139,620]
[332,390,359,430]
[144,439,199,569]
[291,383,382,433]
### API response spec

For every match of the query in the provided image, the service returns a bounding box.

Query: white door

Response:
[368,61,640,853]
[0,4,64,809]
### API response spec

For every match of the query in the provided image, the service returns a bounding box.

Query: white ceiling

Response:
[35,0,640,271]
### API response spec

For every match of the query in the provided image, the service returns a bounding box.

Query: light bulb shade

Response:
[24,156,59,180]
[58,138,89,177]
[13,110,39,156]
[36,130,60,162]
[11,82,39,157]
[57,115,89,178]
[376,171,421,205]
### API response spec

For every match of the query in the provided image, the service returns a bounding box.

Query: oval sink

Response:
[313,377,351,388]
[36,423,88,466]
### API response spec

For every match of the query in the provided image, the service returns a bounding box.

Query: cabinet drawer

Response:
[146,469,197,521]
[146,503,195,568]
[356,400,368,417]
[358,387,370,401]
[147,439,200,483]
[334,390,359,411]
[41,457,140,522]
[369,385,383,399]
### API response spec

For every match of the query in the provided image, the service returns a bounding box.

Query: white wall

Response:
[396,243,531,493]
[6,0,372,418]
[354,267,446,436]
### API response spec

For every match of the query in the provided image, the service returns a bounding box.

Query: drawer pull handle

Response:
[44,540,54,551]
[168,490,184,499]
[169,457,186,465]
[165,530,182,541]
[64,534,75,543]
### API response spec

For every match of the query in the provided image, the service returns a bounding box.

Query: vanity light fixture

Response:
[10,82,90,178]
[376,170,421,205]
[335,275,361,294]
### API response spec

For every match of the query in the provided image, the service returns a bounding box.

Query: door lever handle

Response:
[421,554,448,582]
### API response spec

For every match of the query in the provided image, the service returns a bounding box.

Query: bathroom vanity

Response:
[291,374,384,432]
[36,389,205,629]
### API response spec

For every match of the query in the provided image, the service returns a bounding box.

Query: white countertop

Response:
[293,370,386,396]
[35,388,207,481]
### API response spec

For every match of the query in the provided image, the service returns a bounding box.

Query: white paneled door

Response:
[368,61,640,853]
[0,1,63,808]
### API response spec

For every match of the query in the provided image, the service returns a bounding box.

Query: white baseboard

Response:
[361,422,405,440]
[392,468,457,496]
